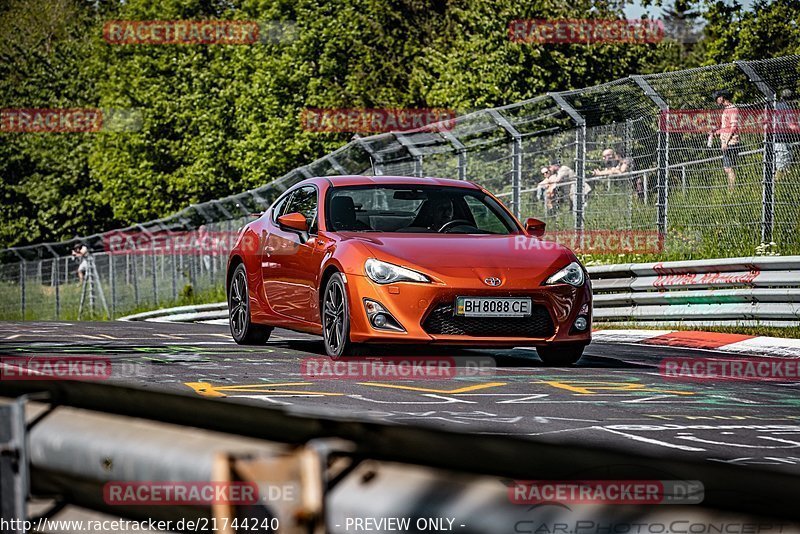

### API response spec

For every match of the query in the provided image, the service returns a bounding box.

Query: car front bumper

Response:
[344,273,592,346]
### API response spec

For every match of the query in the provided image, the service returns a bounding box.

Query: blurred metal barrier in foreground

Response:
[591,255,800,326]
[2,380,800,533]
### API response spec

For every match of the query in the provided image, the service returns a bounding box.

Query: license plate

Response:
[455,297,532,318]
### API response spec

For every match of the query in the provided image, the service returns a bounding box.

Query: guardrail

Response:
[590,255,800,327]
[2,380,800,533]
[118,302,227,323]
[121,256,800,329]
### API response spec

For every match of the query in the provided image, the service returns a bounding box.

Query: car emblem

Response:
[483,277,502,286]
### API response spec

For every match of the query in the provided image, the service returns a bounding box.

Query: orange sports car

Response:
[226,176,591,364]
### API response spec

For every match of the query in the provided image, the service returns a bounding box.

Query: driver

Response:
[427,196,454,230]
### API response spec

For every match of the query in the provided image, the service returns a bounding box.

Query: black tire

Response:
[536,343,585,366]
[228,263,272,345]
[321,272,364,358]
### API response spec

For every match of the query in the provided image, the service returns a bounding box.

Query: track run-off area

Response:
[2,321,800,474]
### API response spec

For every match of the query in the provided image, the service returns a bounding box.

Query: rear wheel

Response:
[536,343,585,366]
[229,263,272,345]
[322,272,363,358]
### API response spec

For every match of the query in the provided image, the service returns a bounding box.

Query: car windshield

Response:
[326,185,518,234]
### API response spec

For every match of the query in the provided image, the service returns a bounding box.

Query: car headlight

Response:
[365,258,430,284]
[544,261,585,287]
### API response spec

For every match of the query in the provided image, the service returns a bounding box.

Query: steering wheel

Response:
[438,219,473,233]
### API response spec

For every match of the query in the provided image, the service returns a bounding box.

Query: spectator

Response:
[775,89,799,181]
[592,148,637,198]
[536,165,561,212]
[72,243,90,283]
[710,89,740,192]
[536,161,583,214]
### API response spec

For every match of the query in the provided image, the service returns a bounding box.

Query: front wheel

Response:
[229,263,272,345]
[322,272,363,358]
[536,343,585,366]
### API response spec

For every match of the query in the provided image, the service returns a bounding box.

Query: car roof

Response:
[318,175,481,189]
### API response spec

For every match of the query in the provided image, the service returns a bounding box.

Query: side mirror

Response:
[277,212,309,233]
[524,217,546,238]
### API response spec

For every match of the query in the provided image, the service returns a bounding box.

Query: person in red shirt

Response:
[711,89,740,192]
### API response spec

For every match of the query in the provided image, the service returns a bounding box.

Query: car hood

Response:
[346,233,574,282]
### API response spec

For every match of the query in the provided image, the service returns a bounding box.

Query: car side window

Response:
[271,191,293,222]
[464,195,509,234]
[284,186,318,234]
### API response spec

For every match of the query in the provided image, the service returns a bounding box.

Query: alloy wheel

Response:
[323,279,345,353]
[229,269,248,339]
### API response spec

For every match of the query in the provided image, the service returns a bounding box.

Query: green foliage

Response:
[1,0,799,248]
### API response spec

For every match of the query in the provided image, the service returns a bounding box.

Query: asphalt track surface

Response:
[2,321,800,475]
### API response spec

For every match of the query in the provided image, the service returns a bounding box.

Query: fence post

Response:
[394,133,424,177]
[109,253,116,319]
[625,119,634,227]
[549,93,586,232]
[439,130,467,180]
[19,262,25,321]
[171,253,178,302]
[132,253,139,306]
[190,253,197,298]
[53,259,60,320]
[457,150,467,180]
[736,60,776,245]
[487,110,522,219]
[632,75,670,238]
[353,135,384,175]
[152,252,158,307]
[0,402,28,532]
[136,225,159,307]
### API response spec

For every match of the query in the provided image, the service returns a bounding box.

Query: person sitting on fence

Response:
[536,165,562,212]
[592,148,638,199]
[536,161,580,214]
[72,243,90,282]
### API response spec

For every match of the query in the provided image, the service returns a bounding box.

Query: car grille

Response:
[422,303,555,338]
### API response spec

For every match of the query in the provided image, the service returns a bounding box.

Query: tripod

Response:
[78,256,110,320]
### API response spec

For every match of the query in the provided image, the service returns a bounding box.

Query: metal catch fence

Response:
[2,56,799,320]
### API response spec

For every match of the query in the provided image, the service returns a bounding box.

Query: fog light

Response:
[363,299,406,332]
[574,316,588,331]
[373,313,388,328]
